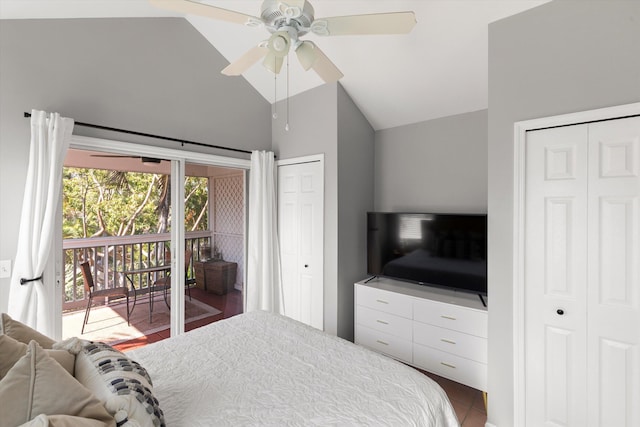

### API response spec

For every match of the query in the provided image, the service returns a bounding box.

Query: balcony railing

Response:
[63,231,212,311]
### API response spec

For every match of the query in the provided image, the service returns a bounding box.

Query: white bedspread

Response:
[128,311,459,426]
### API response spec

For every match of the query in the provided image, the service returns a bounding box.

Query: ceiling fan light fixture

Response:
[272,36,287,53]
[263,31,291,74]
[263,52,284,74]
[296,41,317,70]
[267,31,291,57]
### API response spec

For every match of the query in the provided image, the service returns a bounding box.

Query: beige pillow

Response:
[0,313,55,349]
[0,333,28,378]
[0,334,75,379]
[0,340,115,427]
[20,414,114,427]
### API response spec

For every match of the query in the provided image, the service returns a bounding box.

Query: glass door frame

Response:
[51,135,250,339]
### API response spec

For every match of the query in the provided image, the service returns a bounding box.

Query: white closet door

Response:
[586,117,640,426]
[525,124,589,427]
[524,116,640,427]
[278,160,324,330]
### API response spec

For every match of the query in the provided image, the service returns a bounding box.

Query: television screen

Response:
[367,212,487,295]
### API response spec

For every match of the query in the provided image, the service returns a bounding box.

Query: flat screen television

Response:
[367,212,487,296]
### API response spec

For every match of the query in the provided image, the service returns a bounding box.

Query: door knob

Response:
[304,264,309,268]
[556,309,565,316]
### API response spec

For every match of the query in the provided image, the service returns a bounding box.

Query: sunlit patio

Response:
[62,286,242,349]
[62,292,221,345]
[61,229,244,345]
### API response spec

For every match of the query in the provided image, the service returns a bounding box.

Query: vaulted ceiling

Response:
[0,0,549,130]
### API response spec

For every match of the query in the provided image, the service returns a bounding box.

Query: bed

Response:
[128,310,459,426]
[0,310,458,426]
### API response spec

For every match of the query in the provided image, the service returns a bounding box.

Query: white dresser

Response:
[354,277,488,391]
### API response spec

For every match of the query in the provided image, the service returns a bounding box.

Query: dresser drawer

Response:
[413,298,487,338]
[356,305,413,341]
[355,284,412,319]
[414,343,487,391]
[413,322,487,364]
[356,324,412,363]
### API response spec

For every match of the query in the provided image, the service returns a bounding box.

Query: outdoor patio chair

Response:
[79,261,131,334]
[149,249,193,322]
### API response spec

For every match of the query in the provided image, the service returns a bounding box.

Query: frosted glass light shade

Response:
[263,52,284,74]
[296,41,317,70]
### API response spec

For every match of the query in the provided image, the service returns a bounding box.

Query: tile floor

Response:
[114,287,487,426]
[422,371,487,426]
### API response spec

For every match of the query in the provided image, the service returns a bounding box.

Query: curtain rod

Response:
[23,112,253,155]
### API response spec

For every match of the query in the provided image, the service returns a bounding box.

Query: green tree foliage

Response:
[185,174,209,232]
[62,167,209,305]
[63,167,209,239]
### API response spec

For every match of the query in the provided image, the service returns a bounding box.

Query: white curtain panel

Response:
[8,110,74,333]
[246,150,284,314]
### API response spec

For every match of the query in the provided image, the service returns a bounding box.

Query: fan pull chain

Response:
[285,54,290,132]
[272,56,278,120]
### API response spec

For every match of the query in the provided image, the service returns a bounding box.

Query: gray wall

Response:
[374,110,488,213]
[272,83,340,335]
[337,84,375,341]
[0,18,271,313]
[487,1,640,425]
[272,83,375,340]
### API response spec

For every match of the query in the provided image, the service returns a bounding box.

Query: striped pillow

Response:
[74,341,165,427]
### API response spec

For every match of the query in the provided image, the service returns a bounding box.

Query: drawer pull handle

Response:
[376,320,389,325]
[376,340,389,346]
[440,339,456,345]
[441,315,457,320]
[441,362,456,369]
[376,299,389,304]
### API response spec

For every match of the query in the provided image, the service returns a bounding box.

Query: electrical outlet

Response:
[0,260,11,279]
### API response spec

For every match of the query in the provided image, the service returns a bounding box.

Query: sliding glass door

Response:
[182,162,246,334]
[61,148,175,343]
[55,136,249,342]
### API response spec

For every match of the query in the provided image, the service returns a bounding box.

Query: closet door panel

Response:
[278,160,324,330]
[597,337,637,426]
[523,113,640,427]
[587,117,640,427]
[524,125,589,427]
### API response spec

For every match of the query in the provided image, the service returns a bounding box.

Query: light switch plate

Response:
[0,260,11,278]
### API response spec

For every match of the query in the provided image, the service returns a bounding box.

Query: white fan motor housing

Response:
[260,0,315,36]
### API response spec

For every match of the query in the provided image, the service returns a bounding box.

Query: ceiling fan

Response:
[91,154,165,164]
[149,0,417,83]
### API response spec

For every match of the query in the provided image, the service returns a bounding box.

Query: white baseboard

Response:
[485,423,497,427]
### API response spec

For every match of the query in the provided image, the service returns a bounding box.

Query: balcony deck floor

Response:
[112,287,243,352]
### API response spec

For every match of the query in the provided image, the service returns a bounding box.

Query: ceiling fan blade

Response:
[262,52,284,74]
[141,157,163,164]
[91,154,137,158]
[298,42,343,83]
[222,45,269,76]
[310,12,416,36]
[91,154,164,164]
[149,0,261,26]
